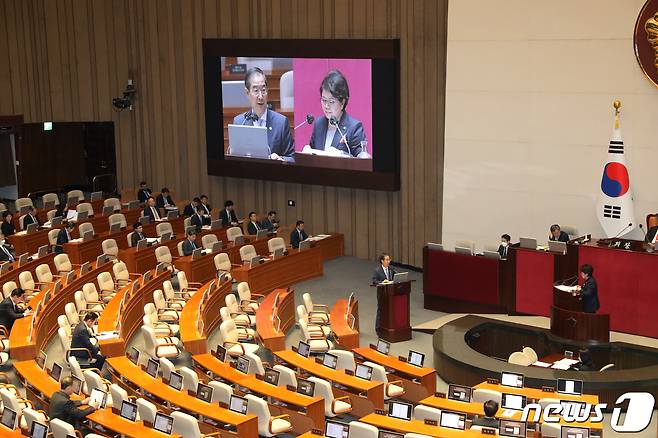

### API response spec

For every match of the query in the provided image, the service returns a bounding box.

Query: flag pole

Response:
[613,99,621,129]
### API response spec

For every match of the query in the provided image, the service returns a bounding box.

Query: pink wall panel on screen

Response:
[292,58,373,153]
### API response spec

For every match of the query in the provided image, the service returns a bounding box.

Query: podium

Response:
[376,281,412,342]
[550,281,610,342]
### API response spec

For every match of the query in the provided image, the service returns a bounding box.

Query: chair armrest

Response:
[223,341,245,355]
[251,293,266,300]
[155,343,178,356]
[153,322,174,335]
[333,395,352,404]
[269,414,292,434]
[388,379,404,387]
[0,326,8,337]
[66,348,92,359]
[186,281,203,286]
[100,288,116,296]
[201,432,223,438]
[165,300,184,310]
[232,319,250,327]
[308,332,327,340]
[312,303,330,311]
[309,310,329,316]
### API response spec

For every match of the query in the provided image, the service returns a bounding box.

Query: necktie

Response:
[203,205,209,214]
[384,267,389,280]
[2,246,13,262]
[66,230,71,241]
[152,207,160,220]
[254,222,259,231]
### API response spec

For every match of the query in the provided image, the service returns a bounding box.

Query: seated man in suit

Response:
[49,376,97,431]
[645,224,658,248]
[0,288,31,333]
[183,197,201,217]
[21,206,40,229]
[261,210,279,232]
[498,234,511,259]
[130,222,146,247]
[55,222,76,254]
[290,220,309,249]
[190,206,205,232]
[220,200,239,227]
[372,253,396,284]
[1,211,15,236]
[143,197,162,222]
[137,181,152,203]
[246,211,264,235]
[71,312,106,370]
[182,230,199,256]
[569,348,595,371]
[199,195,212,225]
[156,187,176,210]
[233,67,295,162]
[0,233,16,263]
[472,400,500,430]
[549,224,569,242]
[575,263,600,314]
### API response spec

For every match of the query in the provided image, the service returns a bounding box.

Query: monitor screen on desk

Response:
[168,371,183,391]
[407,350,424,367]
[89,388,108,409]
[322,352,338,369]
[29,420,49,438]
[376,339,390,355]
[127,347,140,365]
[264,368,280,386]
[325,420,350,438]
[36,350,47,370]
[297,378,315,397]
[501,372,524,388]
[561,426,590,438]
[70,376,83,395]
[154,413,174,434]
[378,432,404,438]
[236,356,249,374]
[120,400,138,422]
[355,363,373,381]
[297,341,311,358]
[213,345,227,362]
[1,407,17,429]
[50,363,63,382]
[557,378,583,395]
[228,395,249,415]
[440,411,466,430]
[502,393,527,411]
[388,401,412,421]
[146,358,159,378]
[196,383,213,402]
[447,384,471,402]
[499,420,527,438]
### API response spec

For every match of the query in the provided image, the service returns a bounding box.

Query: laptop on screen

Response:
[264,368,280,386]
[153,412,174,434]
[440,411,466,430]
[325,420,350,438]
[49,363,63,382]
[407,350,425,367]
[388,401,412,421]
[354,363,373,381]
[296,378,315,397]
[375,339,390,355]
[196,383,213,402]
[228,395,249,415]
[227,124,270,158]
[501,372,524,388]
[447,384,472,402]
[119,400,138,422]
[499,420,527,438]
[502,393,527,410]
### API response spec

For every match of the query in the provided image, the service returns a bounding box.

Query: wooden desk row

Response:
[9,198,107,230]
[255,287,296,352]
[330,298,360,350]
[0,252,56,285]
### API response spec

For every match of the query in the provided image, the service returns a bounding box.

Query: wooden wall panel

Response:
[0,0,447,267]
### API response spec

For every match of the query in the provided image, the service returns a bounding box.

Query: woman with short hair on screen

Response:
[307,69,368,158]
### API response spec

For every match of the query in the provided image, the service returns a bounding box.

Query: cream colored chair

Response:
[245,393,293,437]
[113,261,139,285]
[15,197,34,211]
[19,271,46,298]
[49,418,77,438]
[48,228,60,247]
[64,302,81,328]
[162,281,187,308]
[1,281,17,299]
[279,70,294,110]
[76,202,94,217]
[220,307,256,337]
[153,290,181,324]
[83,282,112,304]
[170,411,207,438]
[239,244,258,263]
[347,421,378,438]
[244,351,266,375]
[508,351,533,366]
[143,303,179,339]
[78,222,95,238]
[218,319,259,357]
[226,226,243,242]
[109,383,132,415]
[101,238,119,259]
[299,318,332,353]
[179,367,198,392]
[202,234,218,249]
[327,349,355,372]
[141,324,180,359]
[0,203,5,212]
[273,365,297,389]
[136,398,157,426]
[302,293,330,323]
[155,246,175,271]
[156,222,174,238]
[159,357,176,381]
[127,231,135,247]
[237,282,265,311]
[214,253,233,279]
[76,289,104,312]
[413,405,442,422]
[36,263,57,284]
[183,217,192,230]
[21,407,48,435]
[522,346,538,363]
[104,197,122,212]
[42,192,60,208]
[297,305,331,337]
[176,240,185,257]
[365,361,405,399]
[54,253,74,275]
[97,271,118,298]
[108,213,127,228]
[67,189,85,203]
[177,271,201,295]
[308,376,352,417]
[209,381,233,404]
[67,356,90,394]
[560,225,577,239]
[225,294,255,326]
[267,237,286,255]
[472,388,502,404]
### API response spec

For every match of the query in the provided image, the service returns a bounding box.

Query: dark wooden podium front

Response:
[376,281,412,342]
[550,288,610,342]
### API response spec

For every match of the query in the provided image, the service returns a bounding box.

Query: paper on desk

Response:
[502,409,516,418]
[555,285,578,293]
[146,238,159,244]
[69,238,83,243]
[532,361,552,368]
[96,331,119,340]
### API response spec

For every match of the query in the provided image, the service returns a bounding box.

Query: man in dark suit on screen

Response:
[156,188,176,210]
[21,206,40,229]
[190,206,205,233]
[182,230,199,256]
[549,224,570,242]
[246,212,263,235]
[290,220,308,249]
[261,210,279,232]
[576,264,600,314]
[183,198,201,217]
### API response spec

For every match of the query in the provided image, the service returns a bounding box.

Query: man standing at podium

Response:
[372,253,396,284]
[576,264,600,313]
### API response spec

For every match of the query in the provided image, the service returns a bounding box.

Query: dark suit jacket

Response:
[71,322,99,358]
[137,188,152,203]
[233,109,295,161]
[219,209,238,227]
[55,228,71,254]
[290,228,308,249]
[143,206,161,222]
[200,203,212,215]
[309,111,366,157]
[0,245,15,262]
[182,239,198,257]
[581,277,600,313]
[156,194,175,210]
[48,390,95,426]
[247,221,263,235]
[22,213,39,229]
[549,231,570,242]
[261,218,278,232]
[372,265,396,284]
[1,221,15,236]
[190,214,204,232]
[131,231,146,247]
[472,416,499,429]
[183,204,197,217]
[0,297,25,332]
[645,226,658,244]
[498,244,510,258]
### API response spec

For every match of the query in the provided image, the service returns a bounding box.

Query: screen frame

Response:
[557,378,584,395]
[501,371,524,388]
[387,401,413,421]
[502,393,527,411]
[203,38,401,191]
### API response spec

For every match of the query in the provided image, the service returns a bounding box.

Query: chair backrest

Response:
[245,351,265,375]
[328,349,356,372]
[67,356,86,388]
[65,302,80,326]
[209,381,233,404]
[279,70,294,110]
[127,231,135,247]
[522,346,538,363]
[268,237,286,253]
[214,252,231,272]
[483,243,499,252]
[74,290,87,312]
[48,228,60,245]
[83,368,105,394]
[225,294,240,314]
[155,246,172,264]
[79,222,95,237]
[226,226,243,242]
[559,225,577,238]
[19,271,36,290]
[239,244,257,262]
[50,418,76,438]
[308,376,335,416]
[176,241,185,257]
[104,197,122,211]
[21,407,46,434]
[177,271,190,290]
[508,351,533,366]
[2,281,17,299]
[77,202,94,215]
[83,282,100,302]
[472,388,502,404]
[57,326,69,352]
[156,222,173,237]
[54,253,72,272]
[162,281,177,302]
[113,262,130,281]
[219,319,238,344]
[19,214,27,230]
[57,315,71,337]
[202,234,218,249]
[171,411,201,438]
[179,366,198,392]
[219,307,232,323]
[413,405,442,422]
[273,365,297,389]
[245,394,271,435]
[347,421,379,438]
[15,197,34,210]
[183,217,192,229]
[68,189,84,202]
[108,213,127,228]
[36,264,54,284]
[0,203,5,212]
[296,305,308,323]
[237,282,251,302]
[364,361,388,383]
[110,383,129,412]
[42,192,60,207]
[143,303,158,326]
[159,357,176,380]
[0,387,23,414]
[141,325,159,357]
[102,238,119,257]
[97,271,115,292]
[153,289,168,312]
[136,397,157,425]
[302,293,315,314]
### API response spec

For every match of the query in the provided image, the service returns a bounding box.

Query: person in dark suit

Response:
[199,195,212,216]
[182,230,199,256]
[190,206,205,233]
[246,212,263,235]
[0,233,15,263]
[48,376,96,431]
[498,234,511,259]
[0,288,31,333]
[183,198,201,217]
[577,264,600,314]
[569,348,595,371]
[130,222,146,247]
[55,222,75,254]
[549,224,570,242]
[232,67,294,162]
[371,253,396,284]
[143,197,161,222]
[1,211,15,236]
[290,220,308,249]
[71,312,105,370]
[308,70,367,157]
[261,210,279,232]
[137,181,152,203]
[220,200,239,228]
[21,206,39,230]
[156,188,175,210]
[472,400,500,430]
[645,225,658,248]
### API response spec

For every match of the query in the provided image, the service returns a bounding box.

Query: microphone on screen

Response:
[241,111,259,125]
[330,116,351,154]
[294,114,315,130]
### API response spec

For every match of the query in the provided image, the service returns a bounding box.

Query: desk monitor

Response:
[227,124,270,158]
[483,250,501,260]
[167,210,178,221]
[454,246,473,256]
[103,206,115,217]
[228,394,249,415]
[447,384,472,402]
[407,350,425,367]
[322,352,338,369]
[120,400,138,422]
[549,240,567,254]
[191,248,204,260]
[557,378,583,396]
[37,245,48,258]
[70,376,83,395]
[388,401,412,421]
[213,345,227,362]
[26,223,38,234]
[234,235,246,246]
[355,363,373,381]
[264,368,280,386]
[136,238,148,250]
[519,237,537,249]
[249,255,261,267]
[212,241,224,252]
[77,211,89,221]
[0,263,10,275]
[80,261,91,275]
[273,247,285,258]
[427,242,443,251]
[146,358,159,378]
[128,200,140,210]
[378,432,404,438]
[89,388,108,409]
[210,219,222,230]
[299,240,312,250]
[499,420,527,438]
[155,262,166,275]
[1,407,17,429]
[440,411,466,430]
[154,412,174,435]
[51,216,63,226]
[256,229,269,239]
[50,362,63,382]
[168,371,183,391]
[18,253,30,265]
[376,338,390,355]
[64,270,76,284]
[393,272,408,283]
[502,393,527,411]
[561,426,590,438]
[196,382,213,402]
[297,340,311,358]
[29,420,49,438]
[91,191,103,201]
[36,350,47,370]
[325,420,350,438]
[236,356,249,374]
[296,378,315,397]
[501,372,524,388]
[161,232,172,242]
[109,222,121,234]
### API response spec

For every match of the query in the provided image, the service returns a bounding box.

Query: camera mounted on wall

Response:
[112,79,136,111]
